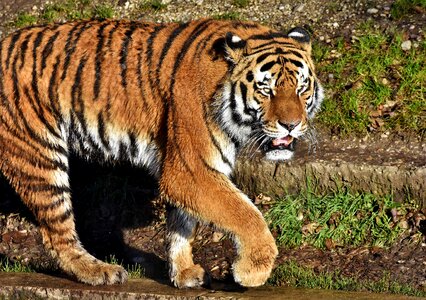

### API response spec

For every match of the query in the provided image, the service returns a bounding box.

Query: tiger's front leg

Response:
[161,163,278,288]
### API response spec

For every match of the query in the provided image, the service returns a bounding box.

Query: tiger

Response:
[0,18,323,288]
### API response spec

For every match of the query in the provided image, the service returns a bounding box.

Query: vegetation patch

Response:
[0,257,34,273]
[314,24,425,137]
[266,187,412,249]
[106,255,145,279]
[269,260,426,297]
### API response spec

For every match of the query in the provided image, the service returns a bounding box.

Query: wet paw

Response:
[172,264,209,288]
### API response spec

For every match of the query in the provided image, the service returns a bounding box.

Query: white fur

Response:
[288,31,305,38]
[231,35,242,43]
[265,149,294,161]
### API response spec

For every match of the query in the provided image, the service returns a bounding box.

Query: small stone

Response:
[367,8,378,14]
[401,40,412,51]
[294,4,305,12]
[332,22,339,28]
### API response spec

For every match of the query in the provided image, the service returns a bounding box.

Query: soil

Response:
[0,0,425,295]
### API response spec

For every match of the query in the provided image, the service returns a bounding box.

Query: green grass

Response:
[106,255,145,279]
[269,260,426,297]
[139,0,168,11]
[0,257,34,273]
[266,188,410,249]
[233,0,250,8]
[14,13,38,28]
[13,0,116,26]
[314,25,425,136]
[391,0,426,19]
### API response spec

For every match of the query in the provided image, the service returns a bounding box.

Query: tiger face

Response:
[218,27,323,161]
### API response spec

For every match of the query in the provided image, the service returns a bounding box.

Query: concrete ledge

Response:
[235,159,425,207]
[0,272,422,300]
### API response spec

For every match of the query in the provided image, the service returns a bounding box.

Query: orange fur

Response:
[0,19,323,287]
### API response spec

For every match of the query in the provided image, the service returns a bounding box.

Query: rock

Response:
[367,8,378,14]
[401,40,412,51]
[294,4,305,12]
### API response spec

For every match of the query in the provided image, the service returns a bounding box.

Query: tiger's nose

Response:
[277,120,300,132]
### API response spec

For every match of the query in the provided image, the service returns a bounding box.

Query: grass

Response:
[139,0,168,11]
[106,255,145,279]
[391,0,426,19]
[0,257,34,273]
[266,187,409,249]
[314,25,426,137]
[269,260,426,297]
[233,0,250,8]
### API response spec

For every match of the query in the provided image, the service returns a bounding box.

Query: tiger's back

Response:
[0,19,323,287]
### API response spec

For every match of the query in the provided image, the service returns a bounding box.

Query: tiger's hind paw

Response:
[67,257,128,285]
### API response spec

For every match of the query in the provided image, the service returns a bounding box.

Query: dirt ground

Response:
[0,0,425,294]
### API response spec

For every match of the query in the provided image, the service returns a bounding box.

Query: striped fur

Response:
[0,19,323,287]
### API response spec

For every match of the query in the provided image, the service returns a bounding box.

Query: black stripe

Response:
[118,141,128,161]
[61,21,90,81]
[260,60,277,72]
[31,28,49,121]
[155,22,191,89]
[23,86,61,139]
[28,184,71,194]
[19,33,32,70]
[136,46,149,110]
[287,58,304,69]
[6,30,22,69]
[48,55,63,121]
[0,114,67,171]
[250,41,296,51]
[246,71,254,82]
[97,112,110,150]
[206,125,233,169]
[44,208,73,224]
[94,22,109,100]
[71,56,89,139]
[256,53,271,64]
[1,135,68,171]
[106,20,120,49]
[249,32,287,40]
[146,24,166,95]
[40,31,60,76]
[129,132,138,158]
[239,82,254,120]
[120,23,138,88]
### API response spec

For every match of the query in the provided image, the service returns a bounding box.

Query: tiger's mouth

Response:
[263,135,296,152]
[262,135,297,161]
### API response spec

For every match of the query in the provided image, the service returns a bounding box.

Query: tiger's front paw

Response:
[232,237,278,287]
[171,264,210,288]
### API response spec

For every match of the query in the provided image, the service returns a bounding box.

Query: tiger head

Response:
[216,27,324,161]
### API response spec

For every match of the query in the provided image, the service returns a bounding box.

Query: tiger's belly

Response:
[68,123,161,177]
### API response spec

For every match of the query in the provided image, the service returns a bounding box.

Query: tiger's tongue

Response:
[272,136,293,147]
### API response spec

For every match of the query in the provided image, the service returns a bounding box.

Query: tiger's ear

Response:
[287,27,311,53]
[224,32,247,64]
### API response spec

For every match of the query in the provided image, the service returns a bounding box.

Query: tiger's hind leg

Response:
[0,134,127,285]
[167,208,210,288]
